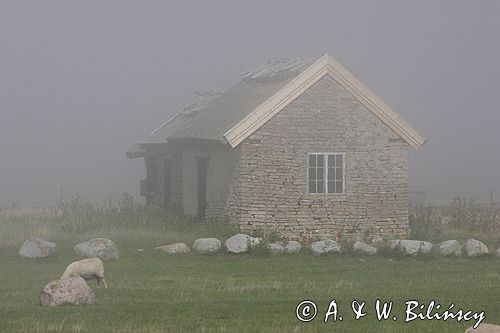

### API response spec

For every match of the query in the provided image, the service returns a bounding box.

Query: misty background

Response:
[0,1,498,206]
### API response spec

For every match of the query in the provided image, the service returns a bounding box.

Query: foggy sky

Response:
[0,0,499,205]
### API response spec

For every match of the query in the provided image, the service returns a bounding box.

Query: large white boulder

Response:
[193,238,222,254]
[465,239,489,257]
[353,241,377,255]
[39,277,95,306]
[155,242,190,254]
[434,240,462,256]
[74,238,120,261]
[224,234,262,254]
[19,237,56,258]
[310,240,342,255]
[284,241,302,253]
[388,240,432,255]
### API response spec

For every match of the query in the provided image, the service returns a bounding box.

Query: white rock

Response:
[193,238,221,254]
[155,242,190,254]
[284,241,302,253]
[434,240,462,256]
[19,237,56,258]
[465,323,500,333]
[267,242,285,254]
[496,248,500,258]
[465,239,489,257]
[397,240,433,255]
[224,234,262,254]
[39,277,95,306]
[74,238,120,261]
[353,241,377,255]
[310,240,342,255]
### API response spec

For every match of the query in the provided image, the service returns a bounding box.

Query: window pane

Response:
[336,154,343,166]
[335,181,343,193]
[336,167,343,181]
[309,181,316,193]
[327,181,335,193]
[317,167,324,181]
[327,167,335,180]
[328,154,335,167]
[317,155,324,167]
[308,168,316,181]
[309,154,316,167]
[317,180,325,193]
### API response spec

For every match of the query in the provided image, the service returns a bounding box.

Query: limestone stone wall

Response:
[226,74,410,240]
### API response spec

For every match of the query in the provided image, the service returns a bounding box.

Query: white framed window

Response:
[308,153,344,194]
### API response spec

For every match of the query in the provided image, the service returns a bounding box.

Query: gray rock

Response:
[310,240,342,255]
[193,238,222,254]
[39,277,95,307]
[434,240,462,256]
[397,240,433,255]
[465,323,500,333]
[353,241,377,255]
[284,241,302,253]
[19,237,56,258]
[224,234,262,254]
[465,239,489,257]
[74,238,120,261]
[496,248,500,258]
[267,242,285,254]
[155,242,190,254]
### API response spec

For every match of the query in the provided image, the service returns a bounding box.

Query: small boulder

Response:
[390,240,432,255]
[193,238,221,254]
[496,248,500,257]
[465,323,500,333]
[353,241,377,255]
[155,242,190,254]
[284,241,302,253]
[465,239,489,257]
[267,242,285,254]
[310,240,342,255]
[224,234,262,254]
[434,240,462,256]
[19,237,56,258]
[39,277,95,307]
[74,238,120,261]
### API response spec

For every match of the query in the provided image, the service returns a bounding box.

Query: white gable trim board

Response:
[224,54,426,149]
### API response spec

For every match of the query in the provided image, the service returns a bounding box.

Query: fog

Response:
[0,0,498,205]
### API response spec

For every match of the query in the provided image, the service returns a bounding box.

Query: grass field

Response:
[1,207,499,332]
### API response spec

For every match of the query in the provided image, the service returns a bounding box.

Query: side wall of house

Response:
[227,74,410,240]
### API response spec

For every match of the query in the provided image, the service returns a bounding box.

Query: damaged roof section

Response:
[137,56,319,146]
[128,53,426,156]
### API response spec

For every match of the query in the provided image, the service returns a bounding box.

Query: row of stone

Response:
[18,237,120,261]
[156,234,500,258]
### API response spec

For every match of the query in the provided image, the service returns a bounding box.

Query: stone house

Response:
[127,53,426,240]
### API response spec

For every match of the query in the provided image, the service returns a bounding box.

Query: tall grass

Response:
[409,196,500,247]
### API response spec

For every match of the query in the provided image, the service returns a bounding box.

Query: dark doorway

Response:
[196,157,209,221]
[145,155,158,204]
[163,159,171,207]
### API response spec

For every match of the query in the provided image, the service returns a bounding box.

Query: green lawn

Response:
[0,219,499,332]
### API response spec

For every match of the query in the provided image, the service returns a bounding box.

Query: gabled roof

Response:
[136,53,426,150]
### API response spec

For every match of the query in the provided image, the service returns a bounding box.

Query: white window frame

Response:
[307,152,345,194]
